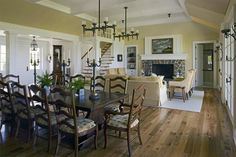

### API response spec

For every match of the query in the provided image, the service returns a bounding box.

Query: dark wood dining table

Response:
[75,90,128,125]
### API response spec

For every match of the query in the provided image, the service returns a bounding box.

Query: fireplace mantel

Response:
[141,53,187,60]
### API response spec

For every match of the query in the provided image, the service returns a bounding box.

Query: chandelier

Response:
[114,7,139,40]
[31,36,38,51]
[221,23,236,40]
[82,0,116,36]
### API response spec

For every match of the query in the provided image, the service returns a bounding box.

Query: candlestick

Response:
[30,58,40,85]
[87,58,101,100]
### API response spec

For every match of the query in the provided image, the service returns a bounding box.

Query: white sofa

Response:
[127,76,168,106]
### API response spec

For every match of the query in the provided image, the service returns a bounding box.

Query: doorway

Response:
[194,42,214,87]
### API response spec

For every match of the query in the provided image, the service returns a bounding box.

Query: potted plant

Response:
[37,71,52,95]
[69,78,85,95]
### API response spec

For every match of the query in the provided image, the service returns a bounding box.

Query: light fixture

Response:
[221,23,236,40]
[31,36,38,51]
[82,0,116,36]
[114,7,139,40]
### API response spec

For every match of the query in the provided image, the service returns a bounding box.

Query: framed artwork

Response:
[152,38,173,54]
[117,54,123,62]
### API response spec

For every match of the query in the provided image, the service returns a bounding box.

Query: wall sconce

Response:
[221,23,236,40]
[47,54,52,63]
[220,23,236,61]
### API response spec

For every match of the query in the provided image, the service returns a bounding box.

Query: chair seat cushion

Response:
[59,118,96,134]
[36,112,55,126]
[1,106,13,114]
[107,114,139,128]
[16,106,44,119]
[104,103,120,112]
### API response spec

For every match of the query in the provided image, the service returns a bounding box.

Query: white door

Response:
[195,44,203,86]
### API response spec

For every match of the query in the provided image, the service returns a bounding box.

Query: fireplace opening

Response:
[152,64,174,79]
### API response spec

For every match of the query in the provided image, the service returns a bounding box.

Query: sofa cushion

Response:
[107,68,117,75]
[128,76,162,82]
[118,68,126,75]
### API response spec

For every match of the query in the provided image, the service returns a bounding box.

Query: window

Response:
[29,48,40,70]
[0,45,6,71]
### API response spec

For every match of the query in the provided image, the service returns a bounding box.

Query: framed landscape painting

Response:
[152,38,173,54]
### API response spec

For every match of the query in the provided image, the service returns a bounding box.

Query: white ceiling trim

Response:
[36,0,71,14]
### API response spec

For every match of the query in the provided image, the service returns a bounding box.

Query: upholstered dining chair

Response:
[104,85,146,157]
[28,84,56,152]
[51,87,98,157]
[104,76,128,112]
[0,81,14,131]
[169,69,194,100]
[90,76,106,92]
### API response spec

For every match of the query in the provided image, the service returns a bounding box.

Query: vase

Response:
[78,88,85,96]
[44,86,50,96]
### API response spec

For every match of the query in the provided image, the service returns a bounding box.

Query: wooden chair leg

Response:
[33,125,38,148]
[48,128,52,152]
[55,131,61,156]
[15,118,20,138]
[75,134,78,157]
[94,126,98,149]
[0,115,3,130]
[137,123,142,145]
[182,88,185,102]
[104,124,107,149]
[127,131,131,157]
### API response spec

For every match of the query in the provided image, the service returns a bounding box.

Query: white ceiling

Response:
[26,0,191,28]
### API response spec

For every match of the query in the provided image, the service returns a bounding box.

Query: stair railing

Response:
[81,47,93,60]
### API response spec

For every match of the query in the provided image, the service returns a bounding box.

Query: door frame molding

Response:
[192,40,216,87]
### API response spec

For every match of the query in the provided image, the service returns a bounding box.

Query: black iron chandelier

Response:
[114,7,139,40]
[82,0,116,36]
[221,23,236,40]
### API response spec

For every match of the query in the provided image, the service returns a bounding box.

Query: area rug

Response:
[160,90,204,112]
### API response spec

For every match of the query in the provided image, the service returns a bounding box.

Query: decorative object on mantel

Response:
[114,7,139,40]
[152,38,173,54]
[87,58,101,100]
[81,0,116,36]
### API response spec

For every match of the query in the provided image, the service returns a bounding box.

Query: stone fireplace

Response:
[142,59,185,78]
[142,35,187,78]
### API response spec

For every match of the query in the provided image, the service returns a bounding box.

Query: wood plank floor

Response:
[0,88,235,157]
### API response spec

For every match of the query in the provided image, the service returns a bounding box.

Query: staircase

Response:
[82,42,114,78]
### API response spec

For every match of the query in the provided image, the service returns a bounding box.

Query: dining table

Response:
[75,90,128,125]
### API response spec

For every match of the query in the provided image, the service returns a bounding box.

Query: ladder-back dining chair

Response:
[28,84,56,151]
[51,87,98,157]
[90,76,106,92]
[105,76,128,112]
[104,85,146,157]
[0,81,14,131]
